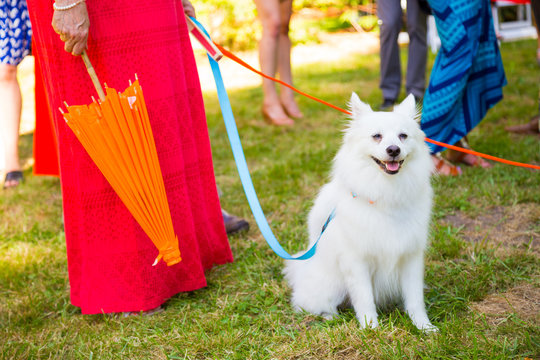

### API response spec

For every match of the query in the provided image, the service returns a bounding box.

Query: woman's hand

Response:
[182,0,196,18]
[51,1,90,56]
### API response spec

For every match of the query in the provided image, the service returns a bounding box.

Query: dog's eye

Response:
[399,133,408,141]
[372,134,382,141]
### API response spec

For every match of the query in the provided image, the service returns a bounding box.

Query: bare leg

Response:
[253,0,293,125]
[277,0,302,119]
[0,64,22,187]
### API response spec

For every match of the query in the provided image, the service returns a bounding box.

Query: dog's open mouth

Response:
[371,156,404,175]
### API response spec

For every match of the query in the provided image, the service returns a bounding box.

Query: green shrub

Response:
[197,0,259,51]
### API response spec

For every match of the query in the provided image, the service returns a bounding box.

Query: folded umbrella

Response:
[60,51,181,266]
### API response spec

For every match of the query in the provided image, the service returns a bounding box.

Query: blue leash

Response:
[190,17,330,260]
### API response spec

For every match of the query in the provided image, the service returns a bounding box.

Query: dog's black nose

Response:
[386,145,401,157]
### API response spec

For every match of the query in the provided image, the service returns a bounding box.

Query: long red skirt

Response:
[27,0,233,314]
[33,49,60,177]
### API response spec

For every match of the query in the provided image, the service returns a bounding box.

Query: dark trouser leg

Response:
[378,0,403,101]
[405,0,428,99]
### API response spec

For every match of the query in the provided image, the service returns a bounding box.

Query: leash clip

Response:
[185,15,223,61]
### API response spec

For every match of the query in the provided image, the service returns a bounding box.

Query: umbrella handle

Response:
[81,51,106,101]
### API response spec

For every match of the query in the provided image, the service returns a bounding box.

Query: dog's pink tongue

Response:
[386,161,400,171]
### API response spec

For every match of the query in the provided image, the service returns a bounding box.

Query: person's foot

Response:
[379,98,396,111]
[446,141,492,168]
[445,139,493,168]
[505,115,539,135]
[262,103,294,126]
[280,98,303,119]
[222,209,249,235]
[431,154,462,176]
[454,153,492,168]
[3,170,23,189]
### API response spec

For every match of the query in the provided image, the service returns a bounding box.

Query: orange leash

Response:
[215,44,350,116]
[214,43,540,171]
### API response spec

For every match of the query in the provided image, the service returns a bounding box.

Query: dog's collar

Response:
[351,192,375,205]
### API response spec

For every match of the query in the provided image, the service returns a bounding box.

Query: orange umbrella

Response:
[60,52,181,266]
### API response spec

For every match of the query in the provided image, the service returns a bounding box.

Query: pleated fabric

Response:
[27,0,233,314]
[33,48,60,177]
[421,0,507,153]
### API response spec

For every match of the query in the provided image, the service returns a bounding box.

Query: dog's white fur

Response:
[283,93,436,331]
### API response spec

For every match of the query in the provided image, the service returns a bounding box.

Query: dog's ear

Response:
[349,92,372,117]
[393,94,418,120]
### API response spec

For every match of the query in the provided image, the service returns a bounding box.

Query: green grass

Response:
[1,39,539,359]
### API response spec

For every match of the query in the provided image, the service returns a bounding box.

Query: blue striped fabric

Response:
[421,0,507,153]
[0,0,32,65]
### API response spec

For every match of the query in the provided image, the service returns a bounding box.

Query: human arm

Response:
[182,0,196,18]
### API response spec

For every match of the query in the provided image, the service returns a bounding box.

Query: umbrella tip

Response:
[152,254,163,266]
[135,73,139,80]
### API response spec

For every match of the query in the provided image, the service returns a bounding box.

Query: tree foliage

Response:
[196,0,259,51]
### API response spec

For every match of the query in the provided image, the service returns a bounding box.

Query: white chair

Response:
[491,0,537,41]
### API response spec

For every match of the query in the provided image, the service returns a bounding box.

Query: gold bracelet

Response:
[53,0,85,11]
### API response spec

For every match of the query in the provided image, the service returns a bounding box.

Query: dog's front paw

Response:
[357,313,378,329]
[408,309,438,333]
[410,317,438,333]
[417,322,438,333]
[321,312,336,320]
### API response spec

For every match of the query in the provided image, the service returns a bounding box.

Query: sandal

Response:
[222,209,250,235]
[432,154,462,176]
[447,139,492,168]
[3,170,24,189]
[456,153,492,168]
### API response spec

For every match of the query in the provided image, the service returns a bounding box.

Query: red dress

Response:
[27,0,233,314]
[33,48,60,177]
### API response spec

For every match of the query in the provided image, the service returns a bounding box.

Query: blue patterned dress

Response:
[421,0,507,153]
[0,0,32,65]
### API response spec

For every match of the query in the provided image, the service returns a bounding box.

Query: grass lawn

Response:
[1,38,539,359]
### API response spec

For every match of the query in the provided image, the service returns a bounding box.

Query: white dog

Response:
[283,93,437,331]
